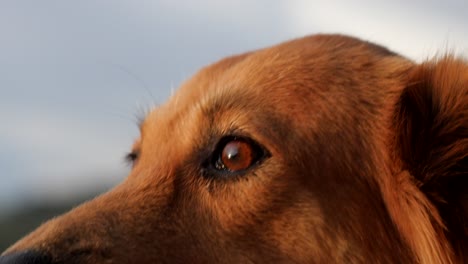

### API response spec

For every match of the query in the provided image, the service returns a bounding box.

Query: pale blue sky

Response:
[0,0,467,212]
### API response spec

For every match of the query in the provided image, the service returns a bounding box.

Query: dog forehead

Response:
[174,34,400,101]
[141,34,406,139]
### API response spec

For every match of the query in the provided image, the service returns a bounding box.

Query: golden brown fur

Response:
[1,34,467,264]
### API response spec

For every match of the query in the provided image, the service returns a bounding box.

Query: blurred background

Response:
[1,0,467,251]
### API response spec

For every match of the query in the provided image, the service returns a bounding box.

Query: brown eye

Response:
[212,137,268,173]
[125,150,139,166]
[218,140,253,171]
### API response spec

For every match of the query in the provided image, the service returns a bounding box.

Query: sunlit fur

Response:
[2,35,467,263]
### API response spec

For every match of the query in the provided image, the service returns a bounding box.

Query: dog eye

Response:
[212,137,267,173]
[125,151,139,166]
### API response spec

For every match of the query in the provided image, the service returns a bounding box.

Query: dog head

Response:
[1,34,467,263]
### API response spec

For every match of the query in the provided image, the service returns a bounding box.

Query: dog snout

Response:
[0,251,52,264]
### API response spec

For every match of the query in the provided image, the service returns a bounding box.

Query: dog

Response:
[0,34,467,263]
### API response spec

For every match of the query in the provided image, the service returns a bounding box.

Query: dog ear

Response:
[394,55,468,258]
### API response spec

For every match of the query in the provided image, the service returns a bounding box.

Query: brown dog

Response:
[1,34,467,263]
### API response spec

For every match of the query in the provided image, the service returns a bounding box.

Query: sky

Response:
[0,0,467,212]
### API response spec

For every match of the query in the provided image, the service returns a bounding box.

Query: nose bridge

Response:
[3,174,174,260]
[3,193,116,257]
[2,109,190,261]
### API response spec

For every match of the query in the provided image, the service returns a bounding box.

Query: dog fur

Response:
[1,34,467,263]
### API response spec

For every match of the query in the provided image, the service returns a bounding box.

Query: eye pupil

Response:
[220,140,254,172]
